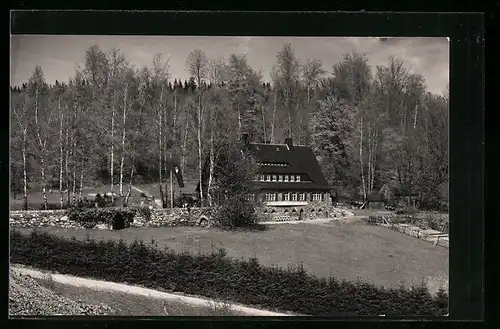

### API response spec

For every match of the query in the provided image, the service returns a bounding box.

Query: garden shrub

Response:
[131,206,152,222]
[66,207,135,230]
[214,196,258,229]
[9,229,448,316]
[396,205,418,216]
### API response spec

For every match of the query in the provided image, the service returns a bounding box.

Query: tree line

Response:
[10,43,449,210]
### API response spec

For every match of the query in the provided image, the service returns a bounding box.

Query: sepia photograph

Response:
[10,35,449,317]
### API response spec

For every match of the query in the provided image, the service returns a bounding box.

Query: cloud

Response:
[10,36,448,94]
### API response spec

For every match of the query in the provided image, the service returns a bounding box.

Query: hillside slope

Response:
[9,270,115,316]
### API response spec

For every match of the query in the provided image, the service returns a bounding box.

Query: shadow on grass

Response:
[217,223,271,232]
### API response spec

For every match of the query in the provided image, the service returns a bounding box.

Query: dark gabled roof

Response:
[256,182,329,191]
[379,183,418,196]
[367,193,385,202]
[245,143,331,191]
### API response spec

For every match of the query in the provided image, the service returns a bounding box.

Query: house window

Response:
[299,193,305,201]
[283,193,290,201]
[296,175,301,182]
[266,175,271,181]
[265,193,276,201]
[290,175,295,182]
[312,193,322,201]
[246,194,255,201]
[284,175,289,182]
[277,193,282,201]
[272,174,277,181]
[291,193,298,201]
[278,175,283,182]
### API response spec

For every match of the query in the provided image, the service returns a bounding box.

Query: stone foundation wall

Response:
[9,208,215,230]
[255,204,353,222]
[9,210,84,229]
[132,208,213,228]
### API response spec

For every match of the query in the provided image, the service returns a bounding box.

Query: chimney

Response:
[285,137,293,150]
[241,133,250,148]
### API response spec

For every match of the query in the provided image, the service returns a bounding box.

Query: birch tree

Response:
[106,48,127,205]
[186,49,208,205]
[151,53,170,207]
[272,44,301,141]
[118,68,135,197]
[27,66,52,209]
[12,90,30,210]
[333,51,373,200]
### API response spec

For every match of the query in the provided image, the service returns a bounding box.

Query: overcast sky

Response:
[10,36,449,95]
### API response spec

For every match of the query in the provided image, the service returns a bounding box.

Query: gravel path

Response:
[9,269,116,316]
[10,266,291,316]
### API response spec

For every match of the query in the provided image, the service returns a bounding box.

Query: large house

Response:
[199,133,333,221]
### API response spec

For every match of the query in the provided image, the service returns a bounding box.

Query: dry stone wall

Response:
[132,208,213,228]
[255,204,354,222]
[9,210,84,229]
[9,208,214,230]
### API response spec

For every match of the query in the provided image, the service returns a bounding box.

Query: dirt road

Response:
[10,265,291,316]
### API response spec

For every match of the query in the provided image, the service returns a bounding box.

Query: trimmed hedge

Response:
[10,230,448,316]
[65,208,135,229]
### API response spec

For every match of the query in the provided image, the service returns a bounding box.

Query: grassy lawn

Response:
[35,278,242,316]
[14,219,449,292]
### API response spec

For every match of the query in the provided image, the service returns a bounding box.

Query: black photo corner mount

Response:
[8,9,487,328]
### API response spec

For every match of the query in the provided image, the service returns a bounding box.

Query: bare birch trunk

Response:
[163,105,169,206]
[237,105,241,135]
[110,105,116,205]
[169,165,174,209]
[158,86,164,207]
[181,119,189,174]
[367,124,373,196]
[119,85,128,197]
[34,87,48,210]
[15,102,29,210]
[271,92,276,144]
[59,101,64,209]
[22,132,28,210]
[198,90,204,205]
[65,128,70,206]
[262,105,266,142]
[124,165,135,207]
[41,159,47,210]
[207,129,215,207]
[197,123,203,204]
[286,89,291,138]
[369,122,378,195]
[72,140,77,206]
[359,117,367,200]
[413,103,418,129]
[78,159,84,202]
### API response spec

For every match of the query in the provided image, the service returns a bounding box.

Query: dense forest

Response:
[10,43,449,210]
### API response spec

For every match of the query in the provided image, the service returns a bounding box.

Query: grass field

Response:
[35,277,241,316]
[14,218,449,293]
